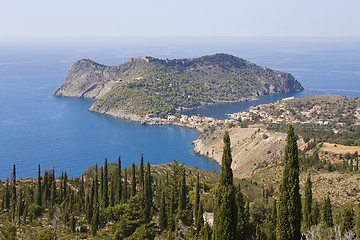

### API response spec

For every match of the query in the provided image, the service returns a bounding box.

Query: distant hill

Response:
[54,54,303,118]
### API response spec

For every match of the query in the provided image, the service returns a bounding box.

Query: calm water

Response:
[0,38,359,179]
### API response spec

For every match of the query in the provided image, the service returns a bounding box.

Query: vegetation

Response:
[91,54,302,118]
[1,128,359,239]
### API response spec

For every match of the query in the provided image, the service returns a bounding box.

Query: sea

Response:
[0,37,359,179]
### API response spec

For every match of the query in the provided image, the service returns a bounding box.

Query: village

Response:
[144,113,239,129]
[228,96,360,126]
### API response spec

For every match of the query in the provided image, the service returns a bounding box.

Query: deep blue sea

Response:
[0,38,359,179]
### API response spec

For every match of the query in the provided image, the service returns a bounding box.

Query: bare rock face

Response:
[193,127,287,179]
[53,58,153,99]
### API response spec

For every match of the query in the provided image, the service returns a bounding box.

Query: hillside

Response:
[193,126,289,179]
[54,54,303,118]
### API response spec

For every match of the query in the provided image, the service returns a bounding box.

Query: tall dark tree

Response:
[341,203,354,235]
[94,164,98,204]
[117,156,122,204]
[5,179,10,210]
[194,171,200,225]
[144,161,152,220]
[303,173,312,228]
[263,200,277,240]
[103,158,109,208]
[159,190,167,231]
[131,161,136,197]
[321,195,333,227]
[276,124,301,240]
[235,184,248,239]
[123,168,128,202]
[11,164,16,222]
[91,202,99,236]
[213,131,237,240]
[37,164,42,206]
[195,201,204,236]
[139,153,144,192]
[64,171,68,201]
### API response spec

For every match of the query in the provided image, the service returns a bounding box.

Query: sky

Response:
[1,0,360,44]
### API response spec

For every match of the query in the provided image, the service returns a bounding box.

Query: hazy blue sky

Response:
[1,0,359,44]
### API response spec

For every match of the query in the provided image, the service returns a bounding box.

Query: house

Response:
[312,105,322,112]
[167,115,176,121]
[146,113,155,119]
[203,212,214,226]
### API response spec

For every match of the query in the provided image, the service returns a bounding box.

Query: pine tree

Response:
[103,158,109,208]
[131,161,136,197]
[276,124,301,240]
[303,173,312,228]
[321,195,333,227]
[117,156,122,204]
[159,191,167,230]
[37,164,42,206]
[139,153,144,192]
[213,131,237,240]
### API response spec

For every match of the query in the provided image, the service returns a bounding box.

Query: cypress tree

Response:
[103,158,109,208]
[131,161,136,197]
[60,171,63,202]
[311,201,320,225]
[195,200,204,236]
[43,170,49,203]
[91,202,99,236]
[11,164,16,222]
[64,171,68,201]
[178,168,187,213]
[321,195,333,227]
[140,153,144,192]
[70,214,76,233]
[236,184,247,239]
[110,182,115,207]
[5,179,10,210]
[276,124,301,240]
[303,173,312,228]
[194,171,200,225]
[213,131,237,240]
[94,164,98,204]
[117,156,122,204]
[100,166,104,203]
[341,203,354,235]
[144,161,152,220]
[123,168,128,202]
[159,191,167,230]
[37,164,42,206]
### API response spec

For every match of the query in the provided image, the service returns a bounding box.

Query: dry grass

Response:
[321,142,360,154]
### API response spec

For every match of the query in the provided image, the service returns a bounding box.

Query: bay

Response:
[0,37,359,179]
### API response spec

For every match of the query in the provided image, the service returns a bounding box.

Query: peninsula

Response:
[54,54,303,121]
